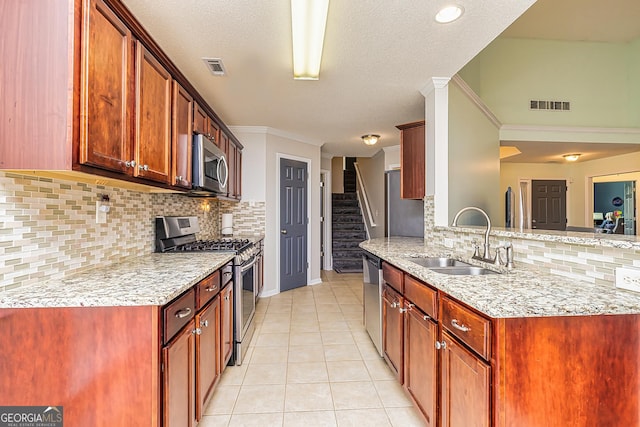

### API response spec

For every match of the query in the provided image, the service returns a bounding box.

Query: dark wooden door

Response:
[163,321,195,427]
[220,283,234,368]
[440,331,490,427]
[80,0,132,173]
[382,284,404,382]
[135,41,172,183]
[280,158,308,292]
[531,180,566,230]
[196,297,220,420]
[405,306,437,426]
[172,82,192,188]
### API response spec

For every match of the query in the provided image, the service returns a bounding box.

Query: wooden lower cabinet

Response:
[404,305,438,426]
[196,297,221,420]
[382,284,404,382]
[163,319,196,427]
[440,331,490,427]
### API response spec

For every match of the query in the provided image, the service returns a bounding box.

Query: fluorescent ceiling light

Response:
[291,0,329,80]
[435,5,463,23]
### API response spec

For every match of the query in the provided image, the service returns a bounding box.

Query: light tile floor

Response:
[200,271,425,427]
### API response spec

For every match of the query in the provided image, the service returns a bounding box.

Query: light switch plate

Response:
[615,267,640,293]
[96,201,107,224]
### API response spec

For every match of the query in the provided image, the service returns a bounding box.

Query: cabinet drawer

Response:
[197,271,220,310]
[404,275,437,320]
[441,296,491,360]
[163,288,196,344]
[220,262,233,287]
[383,262,403,293]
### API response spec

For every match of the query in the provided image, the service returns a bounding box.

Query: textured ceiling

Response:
[500,141,640,163]
[120,0,536,157]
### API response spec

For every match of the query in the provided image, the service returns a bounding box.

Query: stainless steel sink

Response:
[429,266,500,275]
[406,257,471,268]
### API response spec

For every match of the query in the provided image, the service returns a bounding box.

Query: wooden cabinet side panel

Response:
[220,283,234,368]
[172,81,193,188]
[495,315,640,427]
[0,0,74,169]
[135,42,172,183]
[0,306,160,427]
[400,123,425,200]
[80,0,132,172]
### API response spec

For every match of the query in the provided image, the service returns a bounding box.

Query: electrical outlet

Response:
[615,267,640,293]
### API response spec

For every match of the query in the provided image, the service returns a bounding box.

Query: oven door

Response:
[234,254,257,364]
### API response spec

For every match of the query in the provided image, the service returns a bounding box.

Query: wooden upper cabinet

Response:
[80,0,133,173]
[397,121,425,200]
[208,119,221,147]
[172,82,193,188]
[135,42,172,183]
[193,102,207,135]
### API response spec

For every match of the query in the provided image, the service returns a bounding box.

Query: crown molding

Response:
[420,77,451,96]
[228,126,323,146]
[451,75,502,129]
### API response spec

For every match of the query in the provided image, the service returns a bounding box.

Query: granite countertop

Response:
[361,237,640,318]
[0,253,235,308]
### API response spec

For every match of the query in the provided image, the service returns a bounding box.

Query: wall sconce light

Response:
[563,153,581,162]
[361,134,380,146]
[291,0,330,80]
[201,201,211,212]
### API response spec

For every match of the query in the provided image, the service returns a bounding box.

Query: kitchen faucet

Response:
[451,206,494,263]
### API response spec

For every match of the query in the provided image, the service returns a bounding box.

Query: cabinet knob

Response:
[192,328,202,335]
[139,164,149,171]
[200,320,209,328]
[399,308,408,313]
[435,340,447,350]
[125,160,136,168]
[176,175,183,182]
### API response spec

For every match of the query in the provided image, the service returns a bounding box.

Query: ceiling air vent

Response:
[202,58,226,76]
[530,100,570,111]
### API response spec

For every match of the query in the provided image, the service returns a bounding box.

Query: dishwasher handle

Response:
[363,252,382,269]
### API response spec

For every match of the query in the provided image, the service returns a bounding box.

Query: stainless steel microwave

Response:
[192,133,228,195]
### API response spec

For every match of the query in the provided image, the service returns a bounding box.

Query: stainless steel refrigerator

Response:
[385,170,424,237]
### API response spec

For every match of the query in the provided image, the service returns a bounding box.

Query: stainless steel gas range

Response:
[155,216,261,365]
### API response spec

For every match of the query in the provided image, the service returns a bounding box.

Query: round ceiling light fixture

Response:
[361,134,380,146]
[435,5,464,23]
[562,153,581,162]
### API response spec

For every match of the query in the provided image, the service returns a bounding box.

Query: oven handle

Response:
[240,256,257,273]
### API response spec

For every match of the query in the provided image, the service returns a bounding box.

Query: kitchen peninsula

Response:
[361,235,640,427]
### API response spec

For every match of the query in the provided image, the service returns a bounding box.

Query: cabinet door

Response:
[80,0,133,173]
[208,119,221,147]
[193,102,207,135]
[382,285,404,382]
[405,306,437,426]
[196,297,221,420]
[440,331,490,427]
[398,121,425,200]
[135,41,172,183]
[163,321,196,427]
[220,283,234,368]
[172,82,193,188]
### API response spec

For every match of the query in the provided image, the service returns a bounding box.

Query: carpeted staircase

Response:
[332,191,366,273]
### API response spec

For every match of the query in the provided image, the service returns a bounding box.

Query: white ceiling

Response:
[500,141,640,164]
[120,0,536,157]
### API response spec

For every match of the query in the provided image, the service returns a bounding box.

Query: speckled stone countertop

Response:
[0,253,234,308]
[361,237,640,318]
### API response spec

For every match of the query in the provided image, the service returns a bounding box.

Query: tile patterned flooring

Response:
[199,271,425,427]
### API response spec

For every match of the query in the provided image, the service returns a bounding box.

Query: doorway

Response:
[531,180,567,231]
[593,179,637,235]
[279,157,308,292]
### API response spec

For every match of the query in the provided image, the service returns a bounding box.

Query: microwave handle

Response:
[218,155,229,189]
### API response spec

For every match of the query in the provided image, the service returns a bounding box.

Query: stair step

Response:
[332,193,357,201]
[332,214,363,223]
[332,222,365,231]
[333,207,361,214]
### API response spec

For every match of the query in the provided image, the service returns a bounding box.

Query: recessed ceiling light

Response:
[563,153,581,162]
[435,5,464,24]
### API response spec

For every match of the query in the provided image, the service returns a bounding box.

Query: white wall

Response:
[356,150,386,238]
[447,80,501,225]
[383,146,400,170]
[229,127,266,201]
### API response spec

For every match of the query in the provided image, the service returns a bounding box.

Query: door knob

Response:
[281,229,287,234]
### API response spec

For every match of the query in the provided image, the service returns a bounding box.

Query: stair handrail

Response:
[353,162,377,231]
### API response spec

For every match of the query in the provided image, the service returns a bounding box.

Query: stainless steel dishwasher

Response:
[363,251,383,356]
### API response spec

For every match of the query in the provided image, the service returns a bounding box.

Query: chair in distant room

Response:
[593,212,604,227]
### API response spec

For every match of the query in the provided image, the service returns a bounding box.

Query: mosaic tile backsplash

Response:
[0,172,220,292]
[423,195,640,287]
[219,200,266,237]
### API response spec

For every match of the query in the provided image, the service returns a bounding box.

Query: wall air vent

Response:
[530,100,570,111]
[202,58,226,76]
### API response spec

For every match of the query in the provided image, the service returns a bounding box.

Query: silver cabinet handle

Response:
[225,295,230,301]
[139,164,149,171]
[423,315,430,321]
[280,229,287,234]
[451,319,471,332]
[205,286,217,292]
[200,320,209,328]
[125,160,136,167]
[176,175,183,182]
[399,307,408,313]
[435,340,447,350]
[192,328,202,335]
[175,307,192,319]
[391,302,398,308]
